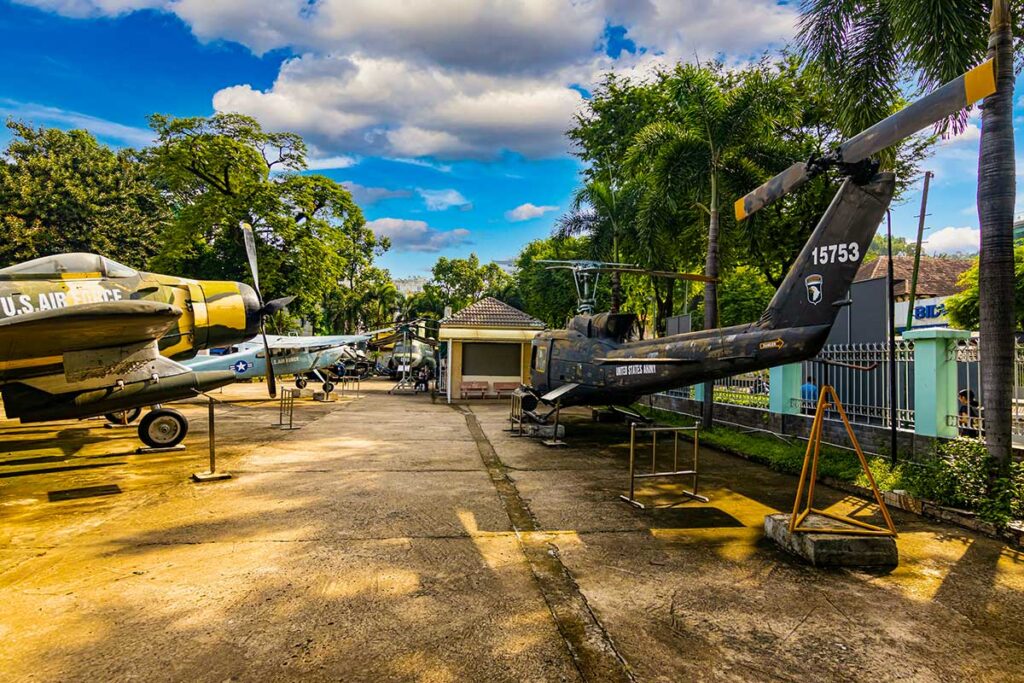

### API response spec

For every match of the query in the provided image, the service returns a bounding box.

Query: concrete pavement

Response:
[1,382,1023,681]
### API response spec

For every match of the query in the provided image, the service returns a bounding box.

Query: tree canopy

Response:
[145,113,386,329]
[0,121,168,268]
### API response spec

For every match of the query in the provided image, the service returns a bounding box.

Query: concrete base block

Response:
[135,445,187,455]
[191,470,232,483]
[764,513,898,568]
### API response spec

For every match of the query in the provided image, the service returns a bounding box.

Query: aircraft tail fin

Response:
[758,173,895,331]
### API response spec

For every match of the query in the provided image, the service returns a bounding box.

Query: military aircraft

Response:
[370,320,438,378]
[520,58,997,411]
[0,224,292,448]
[184,334,367,392]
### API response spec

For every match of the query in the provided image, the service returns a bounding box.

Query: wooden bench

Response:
[460,381,489,399]
[493,382,521,398]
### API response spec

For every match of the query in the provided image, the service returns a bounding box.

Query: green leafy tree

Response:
[798,0,1020,476]
[423,254,512,314]
[864,234,918,262]
[512,236,603,327]
[568,72,674,185]
[145,113,382,325]
[0,121,168,268]
[692,266,776,328]
[946,245,1024,331]
[554,179,638,312]
[627,61,797,426]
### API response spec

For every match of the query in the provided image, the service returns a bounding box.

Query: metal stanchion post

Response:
[620,423,708,509]
[542,398,566,447]
[192,396,231,482]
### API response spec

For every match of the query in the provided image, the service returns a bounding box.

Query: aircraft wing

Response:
[268,334,367,350]
[0,301,181,362]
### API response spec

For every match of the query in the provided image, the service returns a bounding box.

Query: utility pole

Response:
[906,171,934,331]
[887,211,898,464]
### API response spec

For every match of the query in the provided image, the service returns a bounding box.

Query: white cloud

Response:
[14,0,160,18]
[924,226,980,255]
[417,188,471,211]
[366,217,471,252]
[17,0,799,160]
[0,99,154,147]
[304,155,358,170]
[505,202,559,221]
[341,182,411,205]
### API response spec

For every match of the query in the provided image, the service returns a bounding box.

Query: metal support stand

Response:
[272,389,301,430]
[789,385,897,536]
[192,396,231,482]
[339,376,360,398]
[619,423,708,509]
[507,392,523,432]
[541,398,566,447]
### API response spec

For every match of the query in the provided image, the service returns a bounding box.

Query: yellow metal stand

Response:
[789,385,897,537]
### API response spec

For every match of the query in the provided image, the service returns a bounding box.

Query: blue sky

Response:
[0,0,1020,276]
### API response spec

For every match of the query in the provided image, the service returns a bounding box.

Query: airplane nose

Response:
[239,282,262,338]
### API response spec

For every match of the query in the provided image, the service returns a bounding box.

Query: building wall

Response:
[444,338,533,400]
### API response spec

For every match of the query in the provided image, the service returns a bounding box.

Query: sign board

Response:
[894,296,951,331]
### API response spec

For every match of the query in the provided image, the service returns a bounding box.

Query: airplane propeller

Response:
[241,222,296,398]
[735,59,997,221]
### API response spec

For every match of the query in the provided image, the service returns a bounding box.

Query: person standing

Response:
[800,376,819,413]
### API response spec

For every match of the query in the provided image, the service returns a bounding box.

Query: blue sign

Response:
[230,359,251,373]
[913,303,946,321]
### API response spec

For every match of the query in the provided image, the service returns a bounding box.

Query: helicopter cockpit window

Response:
[534,346,547,373]
[0,253,138,278]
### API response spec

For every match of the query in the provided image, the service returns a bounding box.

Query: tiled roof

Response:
[441,297,545,329]
[855,256,972,299]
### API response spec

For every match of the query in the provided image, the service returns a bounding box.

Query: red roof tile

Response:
[441,297,546,329]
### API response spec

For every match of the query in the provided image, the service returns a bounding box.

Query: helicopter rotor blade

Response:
[588,266,717,283]
[839,59,995,164]
[734,161,810,222]
[735,58,996,221]
[409,334,439,347]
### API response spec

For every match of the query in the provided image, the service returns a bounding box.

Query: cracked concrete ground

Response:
[2,382,1023,682]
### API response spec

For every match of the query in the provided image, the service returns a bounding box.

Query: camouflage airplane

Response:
[521,58,997,411]
[0,246,289,448]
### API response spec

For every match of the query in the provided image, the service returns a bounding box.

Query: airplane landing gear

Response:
[104,407,142,425]
[295,377,308,389]
[138,408,189,449]
[322,381,335,393]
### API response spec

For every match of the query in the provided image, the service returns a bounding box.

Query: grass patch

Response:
[636,403,1023,527]
[635,404,890,484]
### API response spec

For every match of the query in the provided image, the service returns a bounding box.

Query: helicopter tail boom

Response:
[757,172,894,333]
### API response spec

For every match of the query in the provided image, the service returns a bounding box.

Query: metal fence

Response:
[947,338,1024,444]
[713,371,770,410]
[800,342,915,431]
[656,338,1024,445]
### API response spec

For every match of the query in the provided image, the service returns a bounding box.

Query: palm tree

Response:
[554,178,635,312]
[627,62,794,427]
[798,0,1018,477]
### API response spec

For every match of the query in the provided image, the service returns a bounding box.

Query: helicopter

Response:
[519,58,996,412]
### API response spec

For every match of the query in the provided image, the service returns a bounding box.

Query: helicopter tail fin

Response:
[758,172,895,331]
